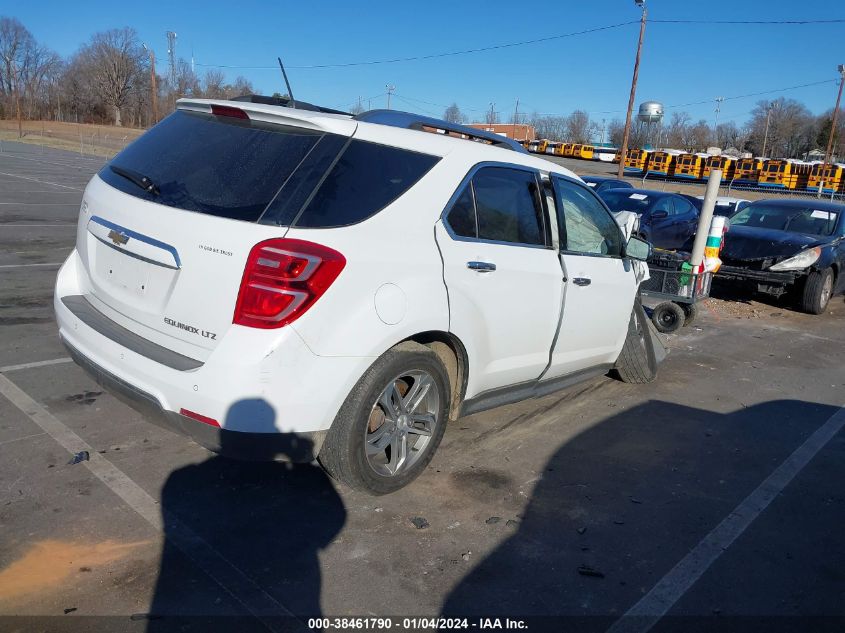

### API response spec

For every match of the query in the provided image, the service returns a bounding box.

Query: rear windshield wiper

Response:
[110,165,159,196]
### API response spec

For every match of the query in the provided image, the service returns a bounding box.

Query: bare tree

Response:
[565,110,590,143]
[80,28,146,126]
[665,111,690,149]
[0,17,35,135]
[443,102,464,124]
[202,68,225,99]
[607,118,625,146]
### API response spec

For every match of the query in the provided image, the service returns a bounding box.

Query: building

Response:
[467,123,536,142]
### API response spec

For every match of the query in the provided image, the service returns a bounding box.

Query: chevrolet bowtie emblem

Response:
[108,229,130,246]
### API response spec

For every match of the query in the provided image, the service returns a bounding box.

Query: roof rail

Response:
[230,94,351,116]
[354,110,527,153]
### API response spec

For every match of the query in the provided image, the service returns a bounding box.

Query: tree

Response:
[665,111,690,149]
[0,17,35,135]
[443,102,464,124]
[80,28,146,126]
[485,107,499,125]
[565,110,590,143]
[202,69,226,99]
[607,118,625,146]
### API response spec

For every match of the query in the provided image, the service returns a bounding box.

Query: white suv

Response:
[55,96,657,494]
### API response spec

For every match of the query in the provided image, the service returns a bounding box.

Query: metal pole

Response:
[513,97,519,139]
[822,66,845,168]
[713,96,723,147]
[690,169,722,269]
[149,50,159,124]
[386,84,395,110]
[761,106,772,157]
[617,4,647,178]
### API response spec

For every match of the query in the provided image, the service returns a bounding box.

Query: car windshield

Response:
[599,191,652,211]
[730,204,840,236]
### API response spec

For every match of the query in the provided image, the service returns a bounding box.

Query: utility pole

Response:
[385,84,395,110]
[489,102,496,127]
[761,103,773,157]
[143,45,159,125]
[12,60,22,139]
[713,96,724,146]
[617,0,648,179]
[512,98,520,139]
[822,65,845,167]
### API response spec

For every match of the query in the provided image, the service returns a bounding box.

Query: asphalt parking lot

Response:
[1,142,844,632]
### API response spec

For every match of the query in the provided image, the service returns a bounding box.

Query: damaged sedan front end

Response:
[716,199,845,314]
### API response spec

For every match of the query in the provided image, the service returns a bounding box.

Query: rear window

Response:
[99,110,329,222]
[100,110,440,227]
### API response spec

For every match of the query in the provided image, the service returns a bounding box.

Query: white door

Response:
[545,176,639,378]
[435,165,564,398]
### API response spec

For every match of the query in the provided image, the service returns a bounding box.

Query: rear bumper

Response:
[62,336,324,462]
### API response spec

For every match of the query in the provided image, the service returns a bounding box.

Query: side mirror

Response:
[625,235,651,261]
[651,210,669,220]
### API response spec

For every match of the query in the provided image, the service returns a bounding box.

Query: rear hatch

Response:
[75,100,356,361]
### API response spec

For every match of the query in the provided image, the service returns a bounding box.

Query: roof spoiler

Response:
[231,94,351,116]
[354,110,527,153]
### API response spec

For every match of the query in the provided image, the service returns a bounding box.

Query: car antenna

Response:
[277,56,296,109]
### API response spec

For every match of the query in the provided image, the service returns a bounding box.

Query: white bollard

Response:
[689,169,722,270]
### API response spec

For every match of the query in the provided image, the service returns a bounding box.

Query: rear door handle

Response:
[573,277,591,286]
[467,261,496,273]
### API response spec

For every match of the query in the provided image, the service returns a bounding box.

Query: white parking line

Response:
[0,262,63,268]
[0,170,82,190]
[0,372,298,631]
[607,403,845,633]
[0,357,72,373]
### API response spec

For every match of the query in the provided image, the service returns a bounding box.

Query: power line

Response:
[195,21,639,70]
[194,18,845,71]
[650,18,845,24]
[664,78,838,110]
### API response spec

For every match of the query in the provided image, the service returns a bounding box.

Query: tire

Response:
[799,268,834,315]
[614,297,658,384]
[681,302,697,327]
[318,342,450,495]
[651,301,686,333]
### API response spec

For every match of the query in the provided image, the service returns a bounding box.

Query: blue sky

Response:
[4,0,844,125]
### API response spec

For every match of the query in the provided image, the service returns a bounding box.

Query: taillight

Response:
[233,238,346,329]
[211,104,249,119]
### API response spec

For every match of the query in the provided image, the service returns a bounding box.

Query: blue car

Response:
[597,188,699,250]
[580,175,634,194]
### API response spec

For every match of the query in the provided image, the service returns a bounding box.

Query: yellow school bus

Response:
[702,155,736,181]
[758,159,812,190]
[544,141,562,156]
[527,140,541,153]
[560,143,574,157]
[674,153,707,180]
[646,150,681,177]
[807,163,845,194]
[574,144,595,160]
[624,149,650,173]
[733,157,764,185]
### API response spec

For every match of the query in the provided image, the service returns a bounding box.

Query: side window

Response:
[472,167,545,246]
[553,178,623,257]
[652,198,674,216]
[673,197,693,216]
[294,140,439,228]
[445,186,476,238]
